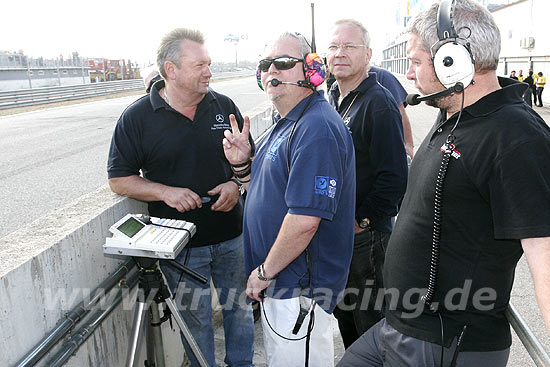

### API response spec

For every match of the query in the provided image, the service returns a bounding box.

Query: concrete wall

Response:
[0,106,273,367]
[0,68,90,91]
[0,186,186,366]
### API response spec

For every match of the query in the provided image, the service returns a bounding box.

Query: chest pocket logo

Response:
[266,134,287,162]
[211,114,230,131]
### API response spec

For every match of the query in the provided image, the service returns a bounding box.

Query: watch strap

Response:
[230,178,245,195]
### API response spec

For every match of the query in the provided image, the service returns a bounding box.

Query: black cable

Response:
[422,92,465,310]
[305,307,315,367]
[259,91,318,365]
[260,299,315,342]
[419,92,465,367]
[438,312,445,367]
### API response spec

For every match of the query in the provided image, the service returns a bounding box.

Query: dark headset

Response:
[431,0,475,88]
[256,33,326,91]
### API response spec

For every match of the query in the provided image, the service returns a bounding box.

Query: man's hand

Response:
[246,267,272,302]
[223,114,251,165]
[162,187,202,212]
[208,181,239,212]
[354,220,366,233]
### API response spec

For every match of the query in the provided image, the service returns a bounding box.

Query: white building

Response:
[492,0,550,77]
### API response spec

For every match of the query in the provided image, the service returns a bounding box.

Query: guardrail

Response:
[506,303,550,367]
[0,79,145,110]
[0,70,256,111]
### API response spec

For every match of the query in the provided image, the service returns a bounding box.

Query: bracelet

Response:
[231,163,251,173]
[257,263,277,281]
[230,158,252,168]
[237,177,251,183]
[233,167,251,179]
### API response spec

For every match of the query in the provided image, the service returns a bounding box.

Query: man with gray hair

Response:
[107,28,254,367]
[326,18,408,349]
[222,31,356,366]
[338,1,550,366]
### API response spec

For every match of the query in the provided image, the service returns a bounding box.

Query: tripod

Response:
[126,257,209,367]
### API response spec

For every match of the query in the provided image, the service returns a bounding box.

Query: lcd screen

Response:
[117,217,145,238]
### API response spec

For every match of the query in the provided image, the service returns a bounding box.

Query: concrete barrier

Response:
[0,104,273,367]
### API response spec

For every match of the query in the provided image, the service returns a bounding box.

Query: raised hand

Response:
[223,114,251,165]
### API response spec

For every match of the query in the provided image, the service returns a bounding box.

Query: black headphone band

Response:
[437,0,457,41]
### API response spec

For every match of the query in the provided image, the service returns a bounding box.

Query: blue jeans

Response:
[160,234,255,367]
[334,229,390,348]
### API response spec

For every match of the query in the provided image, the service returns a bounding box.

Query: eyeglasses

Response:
[327,44,365,53]
[258,56,303,72]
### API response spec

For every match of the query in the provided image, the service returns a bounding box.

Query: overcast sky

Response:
[2,0,408,66]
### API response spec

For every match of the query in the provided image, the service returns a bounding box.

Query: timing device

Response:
[103,214,196,259]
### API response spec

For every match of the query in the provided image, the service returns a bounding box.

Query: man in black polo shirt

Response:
[338,1,550,366]
[107,28,254,367]
[326,18,408,348]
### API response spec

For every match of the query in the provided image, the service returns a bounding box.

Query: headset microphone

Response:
[406,82,464,106]
[271,78,298,86]
[270,78,314,89]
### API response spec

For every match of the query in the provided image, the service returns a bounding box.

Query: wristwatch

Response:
[357,217,371,229]
[257,263,277,282]
[230,178,245,195]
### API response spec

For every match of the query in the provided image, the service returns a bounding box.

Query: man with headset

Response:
[338,1,550,366]
[325,18,409,349]
[107,28,255,367]
[222,32,356,366]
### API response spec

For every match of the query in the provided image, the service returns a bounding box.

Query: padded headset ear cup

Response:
[303,53,326,87]
[433,42,475,88]
[256,66,264,91]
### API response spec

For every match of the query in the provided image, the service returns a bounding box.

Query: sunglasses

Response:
[258,56,303,72]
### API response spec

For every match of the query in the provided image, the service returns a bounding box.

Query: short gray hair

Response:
[277,32,312,58]
[407,0,500,72]
[157,28,205,78]
[332,19,371,49]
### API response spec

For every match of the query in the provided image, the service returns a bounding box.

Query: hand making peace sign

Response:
[223,114,252,165]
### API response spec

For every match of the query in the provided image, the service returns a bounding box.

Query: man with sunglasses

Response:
[326,19,409,349]
[223,32,356,366]
[107,28,254,367]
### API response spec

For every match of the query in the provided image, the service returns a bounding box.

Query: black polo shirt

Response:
[384,77,550,351]
[108,80,253,247]
[329,73,408,232]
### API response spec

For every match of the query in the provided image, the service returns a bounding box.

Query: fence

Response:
[0,79,144,110]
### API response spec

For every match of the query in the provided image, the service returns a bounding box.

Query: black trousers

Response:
[536,86,544,106]
[334,229,391,348]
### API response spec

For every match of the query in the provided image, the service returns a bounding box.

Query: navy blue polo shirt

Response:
[243,92,356,313]
[108,80,253,247]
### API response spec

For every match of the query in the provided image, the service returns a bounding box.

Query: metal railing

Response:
[0,70,256,111]
[506,303,550,367]
[14,259,137,367]
[0,79,145,110]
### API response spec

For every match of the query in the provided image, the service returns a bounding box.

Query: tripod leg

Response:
[127,301,148,367]
[145,309,156,367]
[150,302,166,367]
[164,298,209,367]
